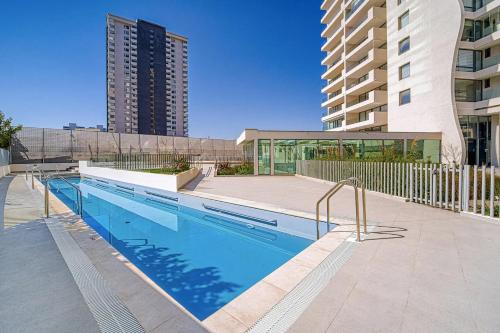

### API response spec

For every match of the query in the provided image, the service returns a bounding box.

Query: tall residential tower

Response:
[106,14,188,136]
[320,0,500,166]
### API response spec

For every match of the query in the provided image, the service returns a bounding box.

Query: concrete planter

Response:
[79,161,201,192]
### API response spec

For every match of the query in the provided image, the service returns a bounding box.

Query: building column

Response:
[270,139,275,176]
[491,114,500,167]
[253,139,258,176]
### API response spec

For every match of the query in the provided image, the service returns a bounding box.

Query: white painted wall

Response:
[387,0,465,163]
[79,161,200,192]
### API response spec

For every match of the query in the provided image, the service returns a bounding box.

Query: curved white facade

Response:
[321,0,500,166]
[386,0,465,164]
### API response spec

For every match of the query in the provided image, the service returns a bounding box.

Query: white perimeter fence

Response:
[297,160,500,220]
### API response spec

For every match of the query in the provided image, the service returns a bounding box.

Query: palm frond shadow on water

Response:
[107,235,242,320]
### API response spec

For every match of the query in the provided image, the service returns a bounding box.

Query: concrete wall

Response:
[79,161,200,192]
[387,0,466,164]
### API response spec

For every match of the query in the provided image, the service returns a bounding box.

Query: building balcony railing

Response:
[464,0,495,12]
[346,0,366,20]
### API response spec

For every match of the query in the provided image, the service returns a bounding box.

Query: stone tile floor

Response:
[187,175,500,333]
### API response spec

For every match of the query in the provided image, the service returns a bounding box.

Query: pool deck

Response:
[2,172,500,333]
[186,175,500,333]
[0,175,100,333]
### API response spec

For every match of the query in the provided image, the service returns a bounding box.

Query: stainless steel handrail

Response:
[316,177,367,242]
[32,165,83,218]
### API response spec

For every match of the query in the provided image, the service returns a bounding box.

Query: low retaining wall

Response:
[79,161,200,192]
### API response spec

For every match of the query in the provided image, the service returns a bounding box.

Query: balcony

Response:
[321,24,344,52]
[344,110,388,131]
[322,71,345,94]
[345,27,386,62]
[345,0,385,26]
[323,118,346,131]
[322,40,344,66]
[345,7,386,46]
[345,68,387,96]
[346,48,387,79]
[321,87,345,108]
[344,89,387,114]
[321,0,337,11]
[322,3,343,36]
[321,105,344,122]
[321,0,342,24]
[322,57,344,80]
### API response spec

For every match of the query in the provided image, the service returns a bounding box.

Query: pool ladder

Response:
[316,177,367,242]
[29,165,83,218]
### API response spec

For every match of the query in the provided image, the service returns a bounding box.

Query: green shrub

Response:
[216,162,253,176]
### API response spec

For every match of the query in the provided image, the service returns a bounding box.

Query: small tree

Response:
[0,111,22,149]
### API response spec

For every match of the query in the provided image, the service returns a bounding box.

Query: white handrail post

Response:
[481,165,486,216]
[354,185,361,242]
[473,165,478,213]
[491,166,495,218]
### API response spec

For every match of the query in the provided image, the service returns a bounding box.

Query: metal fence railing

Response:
[11,127,244,164]
[297,160,500,220]
[88,153,200,171]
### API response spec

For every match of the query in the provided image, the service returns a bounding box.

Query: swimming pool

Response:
[48,177,321,320]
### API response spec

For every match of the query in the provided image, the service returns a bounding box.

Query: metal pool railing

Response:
[315,177,367,241]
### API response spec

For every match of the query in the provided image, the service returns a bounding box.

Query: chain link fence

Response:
[11,127,244,164]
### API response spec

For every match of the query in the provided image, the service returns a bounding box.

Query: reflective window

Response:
[398,11,409,30]
[274,140,296,174]
[362,140,384,160]
[399,89,411,105]
[258,139,271,175]
[407,140,440,163]
[318,140,340,160]
[399,63,410,80]
[296,140,317,161]
[399,37,410,54]
[455,79,482,102]
[342,140,363,159]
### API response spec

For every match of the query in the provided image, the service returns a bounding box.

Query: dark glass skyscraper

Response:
[106,14,188,136]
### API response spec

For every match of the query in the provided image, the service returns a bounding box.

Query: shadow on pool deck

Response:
[0,217,100,333]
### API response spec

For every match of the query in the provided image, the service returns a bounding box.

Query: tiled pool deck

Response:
[188,175,500,333]
[1,172,500,332]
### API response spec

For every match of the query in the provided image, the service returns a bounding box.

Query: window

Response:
[455,79,482,102]
[485,78,491,88]
[457,49,482,72]
[399,37,410,54]
[399,63,410,80]
[399,89,411,105]
[399,11,409,30]
[485,47,491,58]
[359,111,370,122]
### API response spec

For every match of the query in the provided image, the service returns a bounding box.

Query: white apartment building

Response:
[321,0,500,166]
[106,14,188,136]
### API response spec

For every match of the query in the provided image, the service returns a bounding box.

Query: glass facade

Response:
[456,49,482,72]
[462,11,500,42]
[257,139,271,175]
[254,138,441,175]
[455,79,482,102]
[460,116,491,165]
[407,140,441,163]
[274,140,297,175]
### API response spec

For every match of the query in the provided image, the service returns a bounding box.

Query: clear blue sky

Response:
[0,0,324,139]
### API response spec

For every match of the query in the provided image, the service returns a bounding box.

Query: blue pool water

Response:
[48,178,313,320]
